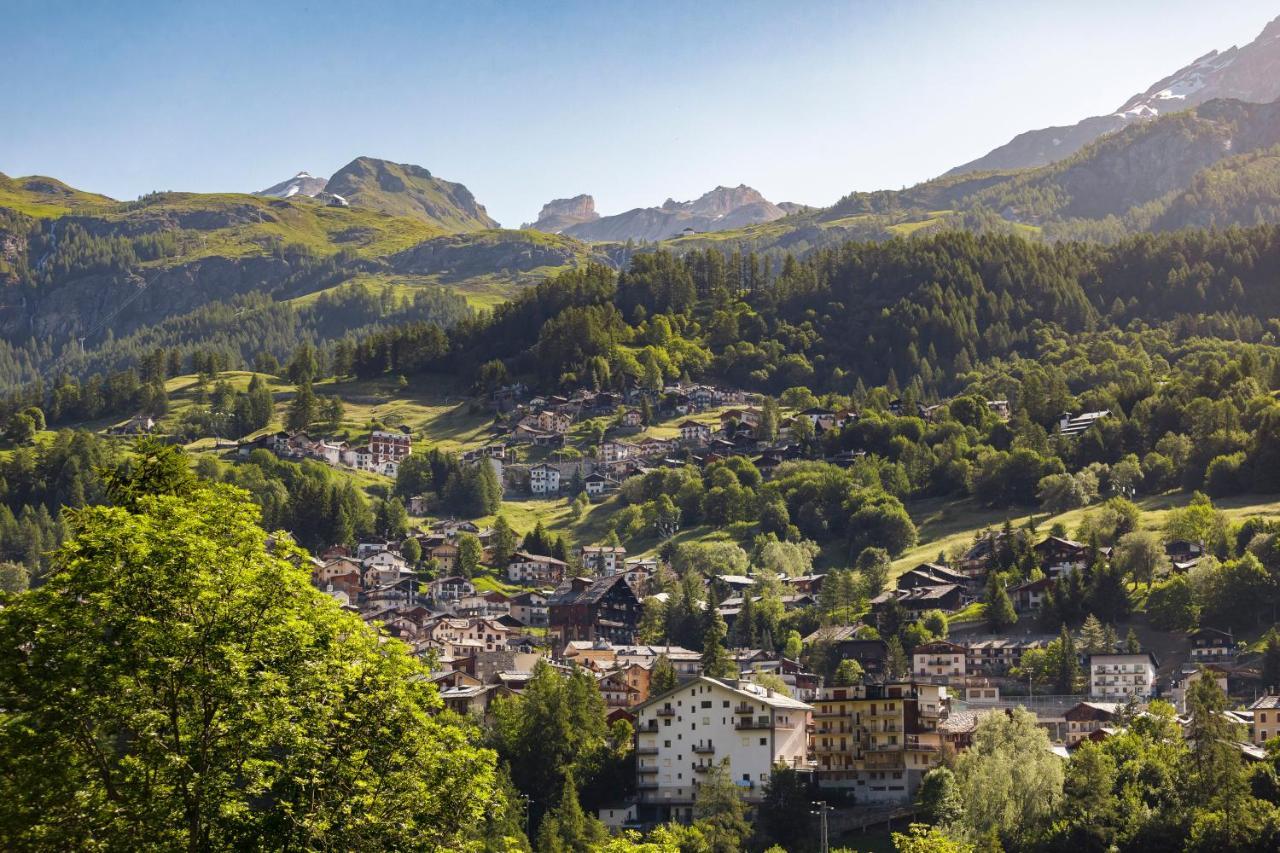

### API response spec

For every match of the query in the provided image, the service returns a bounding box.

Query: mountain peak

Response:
[949,13,1280,176]
[546,184,785,242]
[254,170,329,199]
[324,157,496,231]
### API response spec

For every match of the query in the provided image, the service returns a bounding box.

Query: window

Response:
[760,738,767,746]
[701,700,712,708]
[723,700,730,708]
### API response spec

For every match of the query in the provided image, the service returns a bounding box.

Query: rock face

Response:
[254,171,328,199]
[524,194,599,232]
[323,157,499,231]
[558,185,788,242]
[950,15,1280,175]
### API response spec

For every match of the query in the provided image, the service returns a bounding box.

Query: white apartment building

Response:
[582,545,627,575]
[634,677,812,822]
[1089,652,1157,700]
[529,463,561,495]
[912,640,967,682]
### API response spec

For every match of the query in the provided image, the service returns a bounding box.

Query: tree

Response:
[457,532,483,578]
[1114,529,1163,589]
[985,575,1016,632]
[1125,626,1141,654]
[833,658,865,686]
[286,380,317,431]
[1147,575,1199,630]
[1079,614,1109,654]
[855,546,892,596]
[757,766,811,851]
[6,412,36,444]
[886,636,909,679]
[650,654,678,694]
[492,515,519,565]
[535,774,607,853]
[490,662,624,819]
[953,708,1064,848]
[1263,630,1280,690]
[701,610,736,679]
[918,766,965,827]
[320,395,345,429]
[892,824,975,853]
[0,483,500,849]
[1185,672,1245,806]
[758,397,780,443]
[693,760,750,853]
[782,629,803,660]
[1055,623,1081,694]
[0,560,29,595]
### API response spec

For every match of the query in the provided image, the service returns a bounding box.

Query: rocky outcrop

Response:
[560,185,787,242]
[524,195,599,232]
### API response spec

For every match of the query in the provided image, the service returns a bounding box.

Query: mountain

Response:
[323,157,498,232]
[523,195,599,232]
[555,185,787,242]
[254,171,328,199]
[949,15,1280,176]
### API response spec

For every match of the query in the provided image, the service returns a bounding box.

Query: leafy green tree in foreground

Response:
[0,479,501,850]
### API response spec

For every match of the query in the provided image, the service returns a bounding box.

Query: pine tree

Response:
[701,610,736,679]
[1079,614,1108,654]
[1263,631,1280,689]
[535,774,606,853]
[985,575,1017,632]
[1125,627,1141,655]
[886,636,909,679]
[285,381,316,431]
[492,515,518,565]
[1055,624,1080,694]
[651,654,678,694]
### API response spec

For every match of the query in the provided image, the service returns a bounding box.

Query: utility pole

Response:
[810,800,831,853]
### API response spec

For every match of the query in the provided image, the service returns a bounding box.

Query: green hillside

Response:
[0,172,115,218]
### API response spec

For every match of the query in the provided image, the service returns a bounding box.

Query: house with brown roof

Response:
[549,574,642,645]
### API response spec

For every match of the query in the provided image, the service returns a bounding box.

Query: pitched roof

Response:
[632,675,813,714]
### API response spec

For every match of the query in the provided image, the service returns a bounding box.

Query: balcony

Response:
[735,716,771,730]
[692,743,715,754]
[638,781,659,791]
[904,738,940,752]
[638,765,659,775]
[636,746,659,756]
[734,703,756,714]
[692,762,713,774]
[657,706,676,717]
[637,720,659,733]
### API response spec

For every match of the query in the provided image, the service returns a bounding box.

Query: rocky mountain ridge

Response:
[949,15,1280,176]
[530,184,790,242]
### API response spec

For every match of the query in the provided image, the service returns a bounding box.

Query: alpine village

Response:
[13,6,1280,853]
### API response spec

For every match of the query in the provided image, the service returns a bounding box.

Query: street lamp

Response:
[810,800,831,853]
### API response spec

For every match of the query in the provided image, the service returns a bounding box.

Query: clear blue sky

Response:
[3,0,1277,226]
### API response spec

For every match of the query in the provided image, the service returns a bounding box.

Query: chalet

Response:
[584,471,619,497]
[108,414,156,436]
[1034,536,1090,577]
[370,429,412,463]
[581,544,627,575]
[801,626,888,676]
[314,557,362,586]
[454,590,511,619]
[986,399,1011,420]
[966,638,1044,675]
[509,590,548,627]
[430,575,476,603]
[800,407,836,432]
[912,640,968,682]
[599,440,635,465]
[1064,702,1122,746]
[1188,627,1235,662]
[427,542,460,572]
[620,408,644,428]
[897,563,972,591]
[720,407,761,429]
[548,574,642,645]
[1058,410,1111,437]
[507,551,568,585]
[529,463,561,495]
[616,644,704,678]
[678,420,711,445]
[871,583,964,615]
[1010,576,1053,611]
[634,437,675,458]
